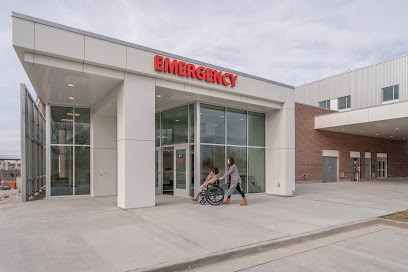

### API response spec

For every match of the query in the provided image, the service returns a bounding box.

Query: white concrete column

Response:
[265,105,295,196]
[117,73,155,209]
[91,110,117,196]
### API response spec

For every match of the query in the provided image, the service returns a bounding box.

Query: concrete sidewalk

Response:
[192,223,408,272]
[1,180,408,271]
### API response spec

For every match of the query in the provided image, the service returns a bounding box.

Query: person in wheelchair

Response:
[191,168,220,201]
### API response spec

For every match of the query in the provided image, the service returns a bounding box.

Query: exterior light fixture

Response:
[67,83,74,87]
[156,95,161,98]
[69,97,74,100]
[240,118,244,121]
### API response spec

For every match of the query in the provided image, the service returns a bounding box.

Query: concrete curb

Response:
[378,218,408,229]
[131,218,382,272]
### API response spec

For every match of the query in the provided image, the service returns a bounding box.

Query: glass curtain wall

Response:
[156,104,195,196]
[156,103,265,196]
[200,104,265,194]
[50,107,90,196]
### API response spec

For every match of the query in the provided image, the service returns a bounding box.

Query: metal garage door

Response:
[322,156,337,182]
[20,84,46,201]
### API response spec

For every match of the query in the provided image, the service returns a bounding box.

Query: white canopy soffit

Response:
[315,101,408,141]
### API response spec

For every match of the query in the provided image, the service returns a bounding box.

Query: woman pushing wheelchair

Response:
[219,157,248,206]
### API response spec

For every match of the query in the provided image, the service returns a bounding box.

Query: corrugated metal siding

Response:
[295,55,408,109]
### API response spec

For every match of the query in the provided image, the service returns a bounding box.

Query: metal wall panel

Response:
[20,84,46,201]
[296,55,408,110]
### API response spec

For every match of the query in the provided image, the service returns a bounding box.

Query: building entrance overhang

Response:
[315,101,408,141]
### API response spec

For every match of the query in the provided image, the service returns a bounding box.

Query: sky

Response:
[1,0,408,155]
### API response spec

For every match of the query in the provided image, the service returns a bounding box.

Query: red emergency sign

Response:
[154,55,238,87]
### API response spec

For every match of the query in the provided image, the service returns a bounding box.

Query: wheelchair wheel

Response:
[200,198,206,205]
[206,187,224,206]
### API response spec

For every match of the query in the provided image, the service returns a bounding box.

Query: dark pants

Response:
[227,182,245,199]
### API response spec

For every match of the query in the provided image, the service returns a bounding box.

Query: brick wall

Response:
[295,103,408,182]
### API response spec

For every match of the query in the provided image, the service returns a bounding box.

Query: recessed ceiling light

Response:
[378,124,381,126]
[390,136,393,138]
[67,113,80,116]
[200,113,202,115]
[360,131,364,133]
[220,115,224,118]
[403,138,406,140]
[376,133,379,136]
[175,120,179,122]
[240,118,244,121]
[69,97,74,100]
[214,124,218,127]
[341,129,345,131]
[396,128,399,130]
[67,83,74,87]
[61,118,73,122]
[156,95,161,98]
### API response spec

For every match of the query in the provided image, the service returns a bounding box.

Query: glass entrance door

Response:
[174,145,189,197]
[378,158,387,180]
[155,148,162,195]
[162,147,174,195]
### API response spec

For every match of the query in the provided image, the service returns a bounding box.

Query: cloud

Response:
[1,0,408,155]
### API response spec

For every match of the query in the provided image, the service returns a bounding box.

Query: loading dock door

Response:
[323,156,337,182]
[20,84,46,201]
[365,158,371,180]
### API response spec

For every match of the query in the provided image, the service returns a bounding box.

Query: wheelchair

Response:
[199,181,225,206]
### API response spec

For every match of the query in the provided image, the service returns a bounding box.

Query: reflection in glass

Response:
[75,146,90,195]
[227,109,247,145]
[155,113,160,147]
[162,147,174,195]
[75,108,90,145]
[190,145,194,197]
[383,87,393,102]
[338,96,347,109]
[248,148,265,193]
[189,104,194,143]
[51,146,73,196]
[227,146,247,193]
[201,145,225,184]
[176,149,186,189]
[161,106,188,145]
[200,104,225,144]
[248,112,265,147]
[51,107,73,145]
[155,150,159,188]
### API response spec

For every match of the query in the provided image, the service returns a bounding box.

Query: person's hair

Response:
[227,157,234,166]
[211,168,219,174]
